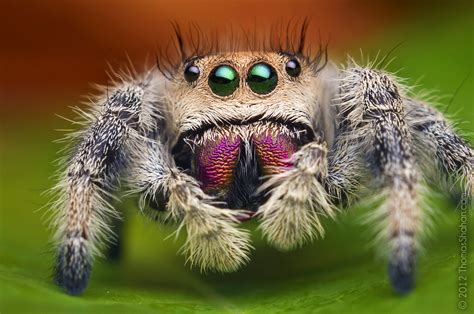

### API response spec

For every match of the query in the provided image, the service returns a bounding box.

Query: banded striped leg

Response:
[129,139,252,273]
[52,76,159,295]
[338,66,422,294]
[406,100,473,200]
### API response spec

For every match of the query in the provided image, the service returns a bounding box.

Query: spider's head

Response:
[167,51,327,214]
[169,52,324,136]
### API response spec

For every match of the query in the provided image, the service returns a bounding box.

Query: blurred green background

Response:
[0,1,473,313]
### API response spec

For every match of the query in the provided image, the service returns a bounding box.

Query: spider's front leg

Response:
[338,66,424,294]
[52,73,159,295]
[128,139,252,273]
[257,139,337,250]
[406,100,473,199]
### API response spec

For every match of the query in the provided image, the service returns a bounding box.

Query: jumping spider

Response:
[51,24,473,296]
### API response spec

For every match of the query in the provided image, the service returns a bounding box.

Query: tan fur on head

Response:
[162,51,333,140]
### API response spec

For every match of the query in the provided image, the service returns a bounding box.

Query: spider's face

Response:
[169,52,322,135]
[168,52,324,212]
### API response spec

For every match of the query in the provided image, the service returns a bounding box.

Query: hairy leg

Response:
[325,124,365,206]
[51,71,161,295]
[128,138,252,273]
[337,65,423,294]
[257,139,336,250]
[406,100,473,199]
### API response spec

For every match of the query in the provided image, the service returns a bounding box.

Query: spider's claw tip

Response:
[388,261,415,295]
[54,267,90,296]
[54,245,92,296]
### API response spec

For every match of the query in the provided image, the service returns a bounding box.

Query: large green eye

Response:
[247,63,278,95]
[208,65,239,96]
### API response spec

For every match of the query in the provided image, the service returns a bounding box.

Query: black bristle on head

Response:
[155,18,329,78]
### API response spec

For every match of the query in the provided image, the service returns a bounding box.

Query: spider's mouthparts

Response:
[186,121,309,213]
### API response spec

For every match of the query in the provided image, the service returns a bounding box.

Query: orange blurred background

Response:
[0,0,469,118]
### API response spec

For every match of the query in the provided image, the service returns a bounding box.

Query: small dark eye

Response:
[184,64,200,83]
[208,65,239,96]
[247,62,278,95]
[285,59,301,77]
